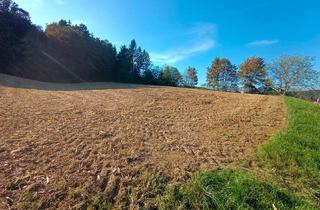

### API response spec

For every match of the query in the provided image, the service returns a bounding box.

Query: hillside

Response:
[0,75,286,209]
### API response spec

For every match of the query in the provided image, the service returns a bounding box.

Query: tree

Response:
[58,19,71,27]
[76,23,90,37]
[160,66,182,86]
[125,40,151,83]
[1,0,29,20]
[44,21,118,82]
[115,40,151,83]
[207,58,238,91]
[127,39,137,81]
[135,48,151,82]
[142,69,157,84]
[116,45,131,82]
[185,67,198,87]
[239,56,267,93]
[268,55,319,95]
[0,1,179,87]
[89,38,117,81]
[0,0,31,72]
[142,65,162,85]
[0,0,11,12]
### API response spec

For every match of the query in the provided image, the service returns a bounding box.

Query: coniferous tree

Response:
[142,69,157,84]
[116,45,131,82]
[126,40,152,83]
[128,39,137,82]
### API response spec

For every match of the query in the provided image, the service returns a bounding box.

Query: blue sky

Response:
[16,0,320,85]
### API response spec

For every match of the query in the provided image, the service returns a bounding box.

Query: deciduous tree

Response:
[161,66,182,86]
[239,56,267,93]
[185,67,198,87]
[207,58,238,91]
[268,55,319,95]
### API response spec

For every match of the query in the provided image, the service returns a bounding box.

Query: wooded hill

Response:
[0,0,182,85]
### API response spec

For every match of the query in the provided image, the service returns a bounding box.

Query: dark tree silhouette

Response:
[0,1,181,87]
[0,0,31,72]
[116,45,132,82]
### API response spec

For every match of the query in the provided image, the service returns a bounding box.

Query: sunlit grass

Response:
[159,169,316,209]
[255,97,320,205]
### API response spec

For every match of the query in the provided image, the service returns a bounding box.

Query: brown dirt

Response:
[0,75,286,209]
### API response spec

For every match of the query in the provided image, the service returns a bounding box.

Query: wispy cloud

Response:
[246,39,279,47]
[150,23,217,64]
[150,40,215,64]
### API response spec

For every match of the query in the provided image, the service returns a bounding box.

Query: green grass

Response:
[255,97,320,204]
[158,97,320,209]
[158,170,313,210]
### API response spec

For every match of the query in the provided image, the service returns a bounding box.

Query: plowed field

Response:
[0,74,286,209]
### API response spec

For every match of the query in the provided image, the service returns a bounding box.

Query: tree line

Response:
[0,0,186,85]
[206,55,318,95]
[0,0,318,94]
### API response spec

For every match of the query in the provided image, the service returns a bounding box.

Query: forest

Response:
[0,0,182,86]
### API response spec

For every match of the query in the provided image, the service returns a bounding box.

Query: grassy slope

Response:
[255,97,320,204]
[158,97,320,209]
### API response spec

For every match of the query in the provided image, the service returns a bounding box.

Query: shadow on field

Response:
[0,73,161,91]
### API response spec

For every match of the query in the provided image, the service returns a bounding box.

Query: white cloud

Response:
[246,39,279,47]
[150,23,217,64]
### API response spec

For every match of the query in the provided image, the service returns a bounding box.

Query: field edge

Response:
[157,97,320,209]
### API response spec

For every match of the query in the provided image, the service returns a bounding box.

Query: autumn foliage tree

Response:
[184,67,198,87]
[239,56,268,93]
[207,58,238,91]
[160,66,182,86]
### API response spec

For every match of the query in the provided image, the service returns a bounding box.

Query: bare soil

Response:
[0,75,286,209]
